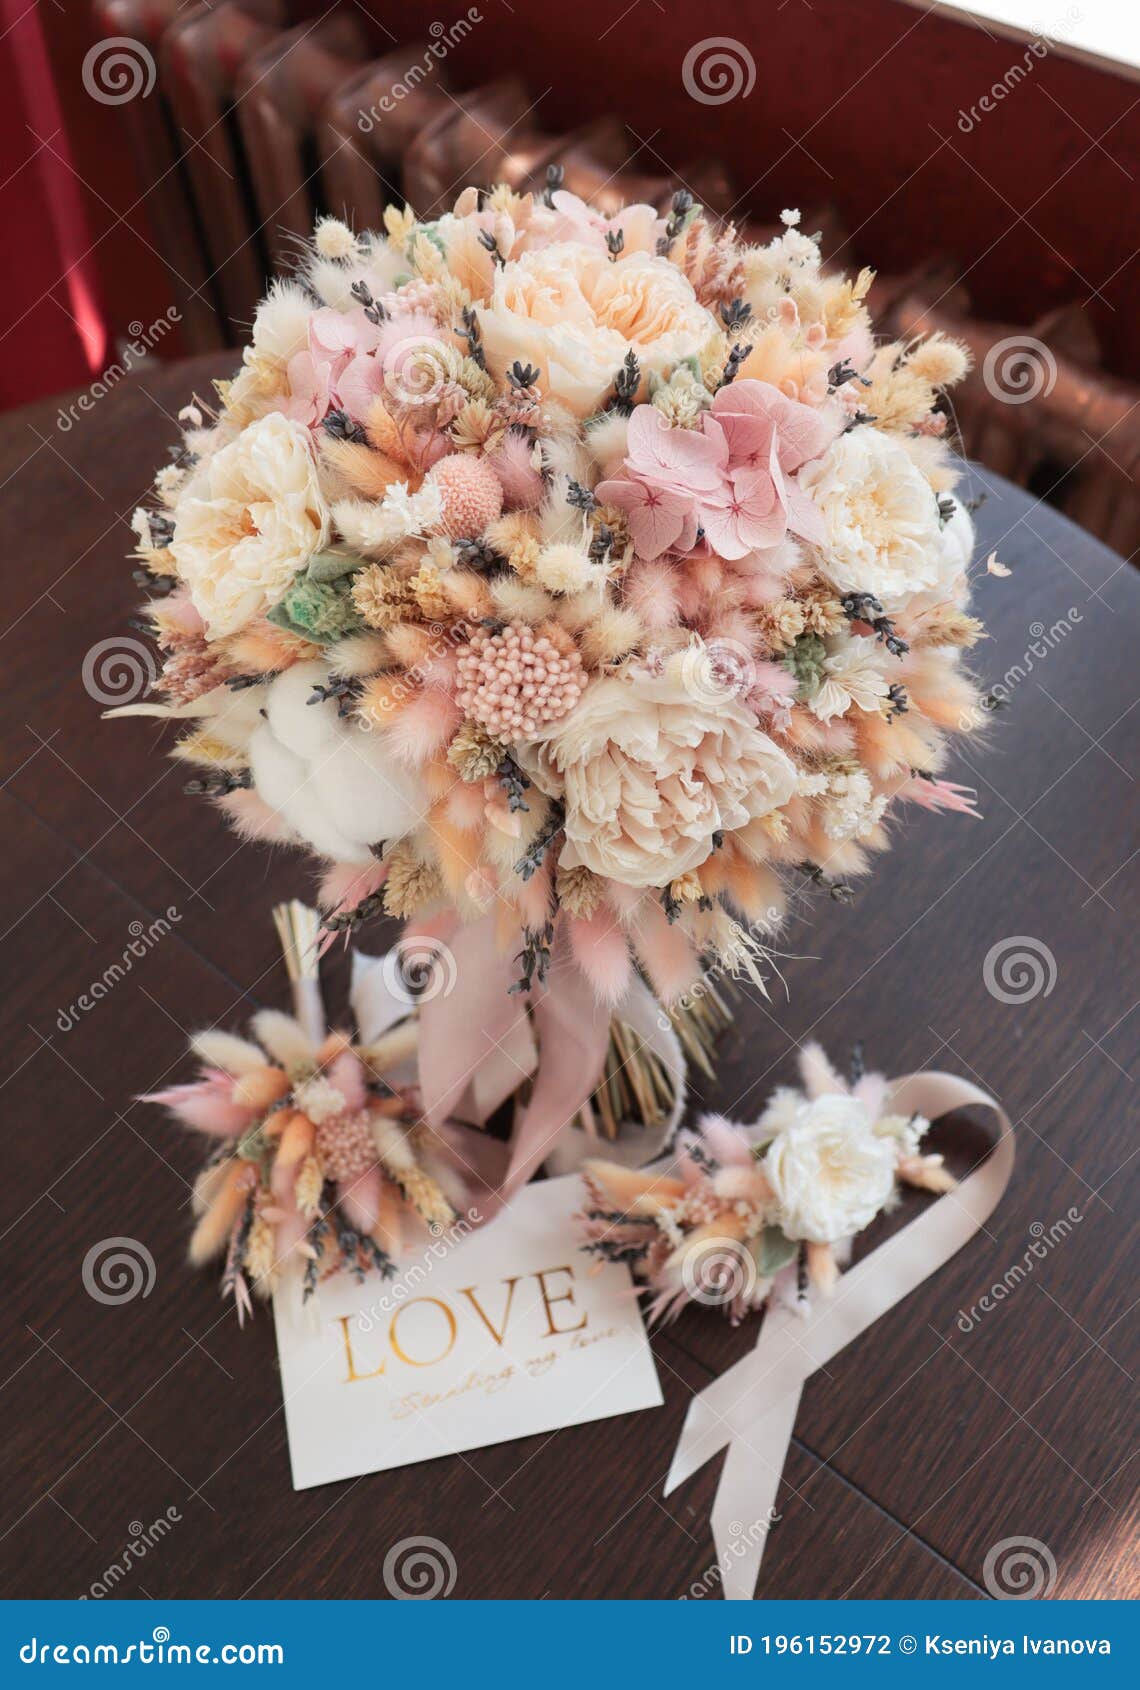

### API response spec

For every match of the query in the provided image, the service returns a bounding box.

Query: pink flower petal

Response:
[713,377,834,472]
[596,474,696,560]
[626,404,726,493]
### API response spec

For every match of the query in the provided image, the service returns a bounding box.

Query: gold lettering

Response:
[534,1265,588,1337]
[337,1315,386,1383]
[390,1297,458,1367]
[457,1278,521,1346]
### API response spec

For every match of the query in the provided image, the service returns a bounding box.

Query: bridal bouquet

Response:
[119,180,986,1192]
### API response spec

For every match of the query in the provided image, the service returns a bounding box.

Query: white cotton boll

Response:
[248,724,367,861]
[281,779,375,863]
[310,730,424,851]
[248,722,306,819]
[265,661,343,762]
[249,669,426,862]
[186,682,268,756]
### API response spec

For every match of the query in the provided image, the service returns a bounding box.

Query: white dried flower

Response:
[171,413,329,639]
[800,430,945,609]
[763,1093,897,1244]
[294,1075,348,1125]
[333,482,445,555]
[810,635,891,723]
[313,217,358,261]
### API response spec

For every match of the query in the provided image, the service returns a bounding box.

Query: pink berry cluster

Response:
[456,620,586,739]
[315,1111,377,1183]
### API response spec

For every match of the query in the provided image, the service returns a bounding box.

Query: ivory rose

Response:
[172,413,330,639]
[799,429,944,608]
[762,1093,897,1243]
[478,244,716,418]
[520,647,797,887]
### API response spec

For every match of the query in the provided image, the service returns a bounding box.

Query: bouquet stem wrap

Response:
[664,1070,1014,1599]
[349,916,686,1212]
[416,916,612,1203]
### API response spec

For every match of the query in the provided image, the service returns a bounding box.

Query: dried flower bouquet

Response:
[116,180,990,1199]
[120,182,984,1003]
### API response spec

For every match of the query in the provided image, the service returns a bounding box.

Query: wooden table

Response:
[1,355,1136,1601]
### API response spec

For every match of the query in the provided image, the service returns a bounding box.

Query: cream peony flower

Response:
[520,648,797,888]
[172,413,329,639]
[799,429,945,609]
[478,245,717,418]
[762,1092,897,1243]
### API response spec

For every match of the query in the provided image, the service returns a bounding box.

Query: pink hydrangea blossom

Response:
[278,306,380,427]
[595,404,723,560]
[597,378,837,562]
[277,307,451,428]
[530,189,666,255]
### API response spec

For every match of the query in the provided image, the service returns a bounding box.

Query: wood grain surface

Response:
[0,354,1135,1601]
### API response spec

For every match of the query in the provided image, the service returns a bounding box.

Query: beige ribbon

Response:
[351,921,688,1198]
[664,1070,1014,1600]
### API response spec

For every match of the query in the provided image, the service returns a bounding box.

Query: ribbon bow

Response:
[664,1070,1014,1599]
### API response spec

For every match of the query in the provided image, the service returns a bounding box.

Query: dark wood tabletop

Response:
[1,353,1136,1602]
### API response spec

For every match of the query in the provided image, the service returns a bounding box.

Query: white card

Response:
[272,1175,663,1489]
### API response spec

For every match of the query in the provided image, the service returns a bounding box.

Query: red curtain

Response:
[0,0,113,406]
